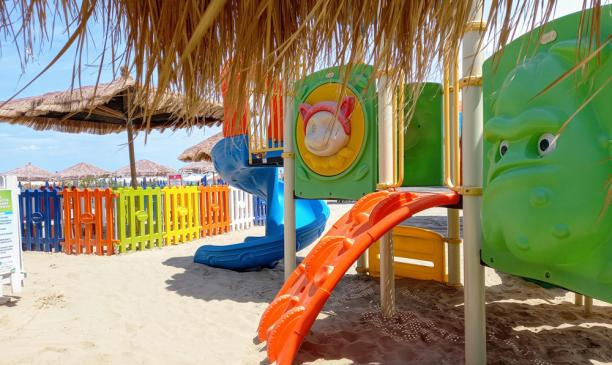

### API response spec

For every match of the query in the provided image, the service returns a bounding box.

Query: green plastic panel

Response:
[294,65,378,200]
[402,83,444,187]
[481,6,612,302]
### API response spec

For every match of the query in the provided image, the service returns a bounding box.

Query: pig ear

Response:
[340,96,356,118]
[299,103,311,120]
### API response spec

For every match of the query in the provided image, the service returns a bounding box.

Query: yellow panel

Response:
[296,83,366,176]
[368,226,446,283]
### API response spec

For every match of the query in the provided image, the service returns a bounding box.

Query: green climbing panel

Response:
[294,65,378,200]
[401,83,444,187]
[481,6,612,302]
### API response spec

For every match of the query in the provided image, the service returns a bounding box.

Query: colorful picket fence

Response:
[17,184,266,256]
[18,187,63,252]
[163,186,201,244]
[229,187,254,231]
[116,187,164,252]
[199,185,230,236]
[62,188,117,255]
[253,196,267,226]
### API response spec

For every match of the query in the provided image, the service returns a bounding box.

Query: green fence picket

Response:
[116,187,164,253]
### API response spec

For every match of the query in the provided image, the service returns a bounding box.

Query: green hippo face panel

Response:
[482,6,612,302]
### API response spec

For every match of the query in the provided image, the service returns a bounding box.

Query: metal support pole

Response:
[283,87,297,281]
[575,293,584,306]
[377,74,395,317]
[447,209,462,286]
[447,50,462,287]
[462,1,486,364]
[584,297,593,315]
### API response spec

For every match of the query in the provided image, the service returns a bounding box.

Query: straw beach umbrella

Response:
[178,161,215,175]
[178,132,224,162]
[57,162,110,180]
[0,75,223,187]
[4,162,55,182]
[0,1,602,130]
[114,159,176,178]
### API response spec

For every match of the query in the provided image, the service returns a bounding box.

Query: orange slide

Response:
[258,190,460,364]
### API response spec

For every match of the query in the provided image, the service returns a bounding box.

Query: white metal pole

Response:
[377,74,396,317]
[283,86,297,281]
[462,1,487,364]
[447,51,462,287]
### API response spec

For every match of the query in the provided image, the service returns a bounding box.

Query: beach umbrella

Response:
[178,132,223,162]
[57,162,110,180]
[0,74,223,188]
[178,161,215,175]
[3,162,55,182]
[114,159,176,178]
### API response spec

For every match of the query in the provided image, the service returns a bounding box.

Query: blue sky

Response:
[0,20,220,173]
[0,1,584,173]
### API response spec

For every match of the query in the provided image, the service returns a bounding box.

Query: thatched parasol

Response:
[178,132,223,162]
[0,1,601,124]
[114,159,176,178]
[0,75,223,187]
[4,162,55,181]
[57,162,110,180]
[178,161,215,175]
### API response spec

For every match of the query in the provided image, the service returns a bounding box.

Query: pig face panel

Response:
[299,96,355,157]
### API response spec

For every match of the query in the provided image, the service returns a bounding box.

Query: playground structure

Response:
[227,5,611,365]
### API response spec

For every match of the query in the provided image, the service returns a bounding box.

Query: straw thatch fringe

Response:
[0,77,224,135]
[178,161,215,174]
[57,162,110,179]
[3,162,56,181]
[114,159,176,177]
[0,1,603,129]
[178,132,224,162]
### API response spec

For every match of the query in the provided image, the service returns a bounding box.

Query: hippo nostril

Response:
[530,187,552,208]
[552,223,570,239]
[515,235,530,250]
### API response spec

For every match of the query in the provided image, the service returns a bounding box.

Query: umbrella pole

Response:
[126,121,138,188]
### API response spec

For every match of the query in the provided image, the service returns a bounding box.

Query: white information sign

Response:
[0,189,16,276]
[0,175,24,297]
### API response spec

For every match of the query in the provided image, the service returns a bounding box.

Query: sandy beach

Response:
[1,203,611,365]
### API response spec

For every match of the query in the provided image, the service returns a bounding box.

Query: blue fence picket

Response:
[253,196,267,226]
[19,187,63,252]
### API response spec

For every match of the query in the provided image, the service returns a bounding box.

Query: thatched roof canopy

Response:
[114,159,176,177]
[4,163,55,181]
[178,132,223,162]
[1,1,601,125]
[179,161,215,174]
[0,77,224,135]
[58,162,110,179]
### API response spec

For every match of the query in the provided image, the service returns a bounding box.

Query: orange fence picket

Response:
[199,185,230,236]
[62,188,117,255]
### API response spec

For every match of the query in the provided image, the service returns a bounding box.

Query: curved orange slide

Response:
[258,190,460,364]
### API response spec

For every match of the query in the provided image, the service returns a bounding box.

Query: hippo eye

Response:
[537,133,557,156]
[499,140,509,157]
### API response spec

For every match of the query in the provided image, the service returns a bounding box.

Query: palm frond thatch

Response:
[114,159,176,178]
[178,132,224,162]
[3,162,55,181]
[0,1,602,129]
[0,77,224,135]
[178,161,215,174]
[57,162,110,179]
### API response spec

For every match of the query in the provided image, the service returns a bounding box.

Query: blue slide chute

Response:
[194,135,329,270]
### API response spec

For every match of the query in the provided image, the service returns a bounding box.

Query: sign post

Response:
[0,175,25,300]
[168,174,183,187]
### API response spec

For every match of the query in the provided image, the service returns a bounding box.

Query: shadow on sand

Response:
[162,255,285,304]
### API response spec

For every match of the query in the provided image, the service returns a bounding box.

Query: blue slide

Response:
[194,135,330,270]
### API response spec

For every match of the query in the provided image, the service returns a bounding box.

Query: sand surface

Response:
[1,202,611,365]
